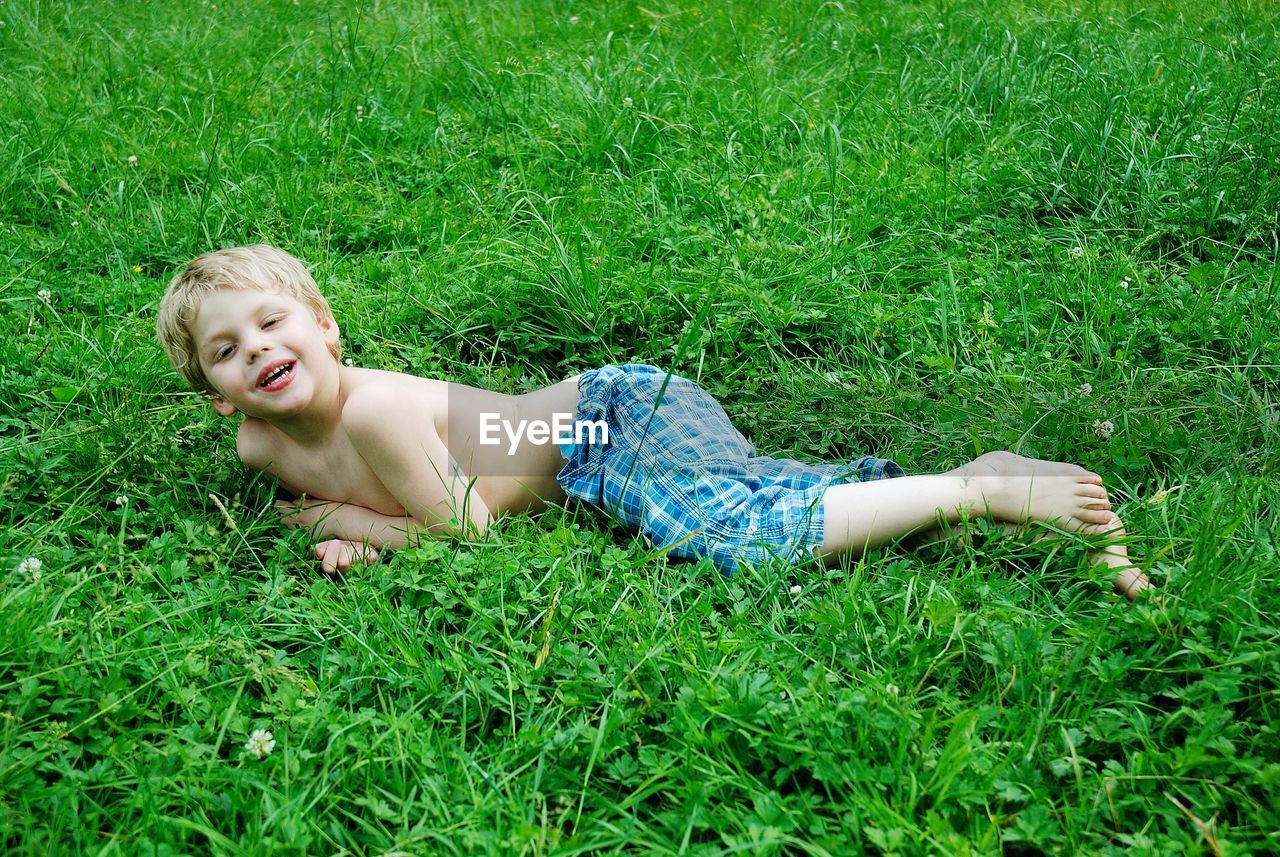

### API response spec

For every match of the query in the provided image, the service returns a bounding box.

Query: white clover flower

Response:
[569,15,579,25]
[622,96,633,107]
[936,22,945,30]
[832,40,839,49]
[37,289,52,305]
[789,584,802,595]
[343,357,354,366]
[1076,382,1092,396]
[886,683,900,696]
[115,494,128,505]
[245,729,276,759]
[1069,245,1084,259]
[1093,419,1115,439]
[127,155,138,166]
[1191,134,1201,143]
[71,220,79,227]
[18,557,42,580]
[1119,278,1130,290]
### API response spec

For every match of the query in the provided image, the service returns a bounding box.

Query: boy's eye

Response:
[263,317,279,328]
[216,345,234,360]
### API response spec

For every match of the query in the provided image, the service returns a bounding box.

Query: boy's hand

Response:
[313,538,378,576]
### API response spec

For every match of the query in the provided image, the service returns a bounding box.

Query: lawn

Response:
[1,0,1278,853]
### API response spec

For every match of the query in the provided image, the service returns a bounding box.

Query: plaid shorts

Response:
[555,364,905,573]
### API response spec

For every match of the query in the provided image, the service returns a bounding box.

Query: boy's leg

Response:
[815,465,1112,559]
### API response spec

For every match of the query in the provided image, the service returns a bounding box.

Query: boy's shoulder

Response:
[339,367,446,429]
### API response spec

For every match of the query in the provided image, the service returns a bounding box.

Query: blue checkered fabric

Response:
[555,364,905,572]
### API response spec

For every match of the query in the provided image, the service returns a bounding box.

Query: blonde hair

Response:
[156,245,342,394]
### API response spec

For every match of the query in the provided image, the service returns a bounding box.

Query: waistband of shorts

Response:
[556,364,667,477]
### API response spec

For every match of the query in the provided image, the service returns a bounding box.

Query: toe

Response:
[1114,568,1152,600]
[1093,511,1125,535]
[1079,485,1111,504]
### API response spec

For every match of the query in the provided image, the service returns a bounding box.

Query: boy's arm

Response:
[341,386,494,540]
[237,422,392,545]
[275,499,433,550]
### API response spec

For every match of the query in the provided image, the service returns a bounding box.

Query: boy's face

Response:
[190,287,341,419]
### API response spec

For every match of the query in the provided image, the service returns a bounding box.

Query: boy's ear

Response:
[211,396,237,417]
[319,313,340,350]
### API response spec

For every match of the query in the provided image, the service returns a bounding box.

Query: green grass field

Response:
[2,0,1278,853]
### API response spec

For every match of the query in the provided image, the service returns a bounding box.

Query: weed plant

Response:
[1,0,1278,853]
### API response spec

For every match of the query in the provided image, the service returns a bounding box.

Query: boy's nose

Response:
[244,338,271,361]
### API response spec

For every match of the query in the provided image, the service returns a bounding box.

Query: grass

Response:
[1,0,1278,853]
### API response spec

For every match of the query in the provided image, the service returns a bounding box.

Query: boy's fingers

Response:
[319,541,343,575]
[312,539,372,576]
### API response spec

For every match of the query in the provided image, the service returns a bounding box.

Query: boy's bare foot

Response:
[913,451,1152,600]
[1081,511,1153,601]
[911,451,1105,546]
[978,470,1113,532]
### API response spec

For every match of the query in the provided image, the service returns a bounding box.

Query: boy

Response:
[156,245,1151,599]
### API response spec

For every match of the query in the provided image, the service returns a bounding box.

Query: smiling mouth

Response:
[258,362,296,390]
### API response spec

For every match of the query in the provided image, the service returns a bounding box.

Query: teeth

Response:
[261,364,292,387]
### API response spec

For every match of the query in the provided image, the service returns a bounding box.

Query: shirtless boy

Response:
[156,245,1151,599]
